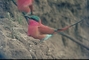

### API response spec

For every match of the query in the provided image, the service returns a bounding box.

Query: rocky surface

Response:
[0,0,89,59]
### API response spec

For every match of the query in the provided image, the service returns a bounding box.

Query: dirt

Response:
[0,0,89,59]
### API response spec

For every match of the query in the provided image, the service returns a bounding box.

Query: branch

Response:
[58,32,89,51]
[11,0,17,6]
[69,17,85,27]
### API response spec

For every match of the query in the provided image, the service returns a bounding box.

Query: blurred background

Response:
[0,0,89,59]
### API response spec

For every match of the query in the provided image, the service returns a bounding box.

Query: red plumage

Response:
[17,0,34,13]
